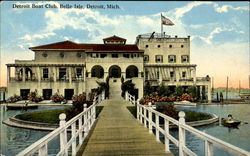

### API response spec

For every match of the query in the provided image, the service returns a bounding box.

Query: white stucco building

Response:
[6,33,211,102]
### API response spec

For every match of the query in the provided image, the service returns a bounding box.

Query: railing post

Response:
[98,94,101,104]
[136,99,140,120]
[133,96,136,105]
[125,91,128,101]
[205,140,213,156]
[38,144,47,156]
[78,116,83,144]
[144,106,147,128]
[178,111,186,156]
[164,119,170,152]
[92,104,96,122]
[71,122,76,156]
[156,114,160,142]
[83,104,88,138]
[148,105,153,134]
[140,106,143,123]
[59,113,68,155]
[102,91,105,100]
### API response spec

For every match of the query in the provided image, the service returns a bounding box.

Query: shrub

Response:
[121,80,135,97]
[28,91,43,103]
[175,86,184,97]
[161,103,179,119]
[157,85,171,97]
[177,93,196,102]
[7,94,22,103]
[51,93,64,103]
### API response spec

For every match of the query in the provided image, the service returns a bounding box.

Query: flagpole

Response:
[161,13,163,38]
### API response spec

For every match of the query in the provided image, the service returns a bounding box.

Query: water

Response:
[0,105,70,156]
[1,104,250,156]
[171,104,250,155]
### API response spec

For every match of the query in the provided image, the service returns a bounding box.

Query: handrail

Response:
[125,91,136,105]
[17,91,105,156]
[125,92,250,156]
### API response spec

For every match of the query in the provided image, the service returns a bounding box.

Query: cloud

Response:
[20,32,55,41]
[171,1,213,19]
[214,4,249,13]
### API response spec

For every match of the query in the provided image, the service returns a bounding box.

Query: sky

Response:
[0,1,249,89]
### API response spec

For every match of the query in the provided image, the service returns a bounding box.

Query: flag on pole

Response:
[161,15,174,26]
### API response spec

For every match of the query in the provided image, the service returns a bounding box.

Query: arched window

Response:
[109,65,121,78]
[91,65,104,78]
[126,65,138,78]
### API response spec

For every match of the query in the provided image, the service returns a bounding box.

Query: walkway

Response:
[78,97,173,156]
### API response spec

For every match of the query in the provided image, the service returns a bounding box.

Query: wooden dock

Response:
[77,97,173,156]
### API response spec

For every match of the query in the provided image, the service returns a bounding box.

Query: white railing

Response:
[125,92,250,156]
[17,91,105,156]
[125,91,136,105]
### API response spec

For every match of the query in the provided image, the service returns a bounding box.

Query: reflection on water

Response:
[0,105,70,156]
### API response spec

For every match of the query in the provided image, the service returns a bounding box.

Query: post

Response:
[71,122,76,156]
[205,140,213,156]
[144,107,147,128]
[98,94,101,104]
[164,119,169,152]
[137,104,139,120]
[38,144,47,156]
[133,96,136,105]
[83,104,88,138]
[140,107,143,123]
[125,91,128,101]
[148,107,153,134]
[79,117,83,144]
[156,114,160,142]
[178,111,186,156]
[92,104,96,121]
[59,113,67,155]
[102,91,105,100]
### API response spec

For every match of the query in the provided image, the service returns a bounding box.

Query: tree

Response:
[187,86,197,98]
[96,81,109,98]
[121,80,135,97]
[157,85,171,97]
[144,81,153,96]
[175,86,184,97]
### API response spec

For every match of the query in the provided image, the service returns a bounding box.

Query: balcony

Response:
[179,78,193,81]
[41,78,54,82]
[196,77,210,82]
[9,77,38,82]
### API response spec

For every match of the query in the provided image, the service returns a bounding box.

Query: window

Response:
[43,68,49,79]
[112,53,118,58]
[144,55,149,62]
[123,53,130,58]
[168,55,176,63]
[59,68,67,80]
[76,52,82,58]
[182,72,186,78]
[155,55,163,63]
[145,71,149,80]
[170,71,175,78]
[181,45,184,48]
[91,53,99,58]
[157,71,160,80]
[131,53,139,58]
[145,45,149,48]
[60,52,64,58]
[76,68,82,78]
[181,55,189,63]
[157,45,161,48]
[169,45,172,48]
[100,53,107,58]
[42,52,48,58]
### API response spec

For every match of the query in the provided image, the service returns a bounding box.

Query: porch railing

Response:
[17,91,105,156]
[125,91,135,105]
[125,92,250,156]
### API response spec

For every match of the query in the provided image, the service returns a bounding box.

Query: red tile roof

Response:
[30,41,143,53]
[103,35,126,41]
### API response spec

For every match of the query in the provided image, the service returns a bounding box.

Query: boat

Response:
[221,118,241,127]
[6,105,38,110]
[174,100,196,106]
[239,93,250,102]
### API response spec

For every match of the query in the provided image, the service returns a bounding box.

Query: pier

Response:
[15,91,250,156]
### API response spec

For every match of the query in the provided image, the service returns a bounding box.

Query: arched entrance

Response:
[91,65,104,78]
[109,65,121,78]
[126,65,138,78]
